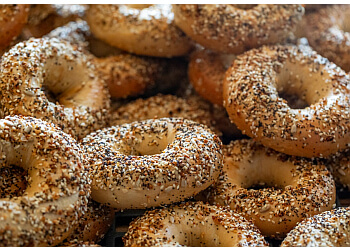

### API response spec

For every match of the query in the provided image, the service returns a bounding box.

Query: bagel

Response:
[44,19,122,57]
[65,200,115,243]
[0,115,90,246]
[323,149,350,190]
[303,4,332,12]
[46,20,186,99]
[111,94,217,133]
[82,117,222,209]
[188,47,236,106]
[202,139,336,239]
[304,5,350,72]
[86,4,192,57]
[123,201,268,247]
[111,94,242,140]
[281,207,350,246]
[223,44,350,158]
[173,4,304,54]
[0,37,110,140]
[95,54,163,99]
[0,4,29,53]
[21,4,86,39]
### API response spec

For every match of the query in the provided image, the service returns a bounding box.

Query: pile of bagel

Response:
[0,4,350,247]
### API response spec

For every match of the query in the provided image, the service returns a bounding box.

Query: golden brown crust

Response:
[204,139,336,239]
[95,55,162,99]
[0,37,110,140]
[123,201,268,247]
[281,207,350,246]
[223,44,350,158]
[0,115,90,246]
[86,4,193,57]
[82,118,222,209]
[304,5,350,71]
[188,47,236,106]
[173,4,304,54]
[0,4,29,51]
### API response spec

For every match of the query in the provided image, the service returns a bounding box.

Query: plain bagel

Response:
[82,117,222,209]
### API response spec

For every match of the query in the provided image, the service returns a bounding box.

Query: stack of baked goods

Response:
[0,4,350,247]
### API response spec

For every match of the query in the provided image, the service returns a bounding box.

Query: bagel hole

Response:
[276,61,332,109]
[0,165,28,199]
[43,56,98,108]
[277,91,309,109]
[41,85,61,104]
[118,126,176,156]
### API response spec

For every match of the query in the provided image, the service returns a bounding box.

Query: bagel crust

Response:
[86,4,192,57]
[22,4,86,39]
[82,118,222,209]
[46,20,182,99]
[65,200,115,243]
[111,94,217,133]
[173,4,304,54]
[204,139,336,239]
[281,207,350,247]
[223,44,350,158]
[323,148,350,190]
[188,47,236,106]
[0,37,110,139]
[0,116,90,246]
[123,201,268,247]
[305,5,350,72]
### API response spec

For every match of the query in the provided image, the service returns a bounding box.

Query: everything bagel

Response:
[304,5,350,72]
[173,4,303,54]
[223,44,350,158]
[0,37,110,139]
[281,207,350,246]
[203,139,336,239]
[0,115,90,246]
[123,201,268,247]
[86,4,192,57]
[82,118,222,209]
